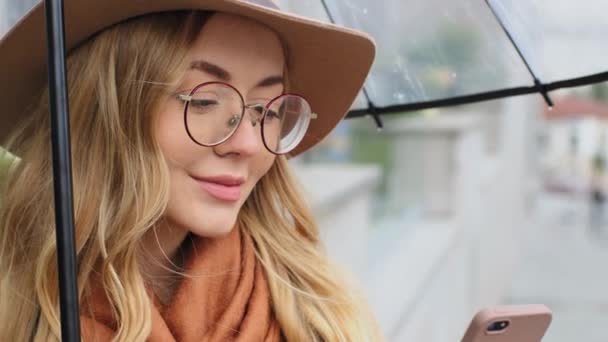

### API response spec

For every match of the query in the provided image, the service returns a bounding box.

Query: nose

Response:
[213,109,265,157]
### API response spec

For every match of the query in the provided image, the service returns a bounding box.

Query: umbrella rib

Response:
[546,71,608,92]
[345,70,608,118]
[346,85,539,118]
[319,0,383,130]
[485,0,553,107]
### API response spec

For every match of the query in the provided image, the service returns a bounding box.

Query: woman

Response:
[0,0,380,341]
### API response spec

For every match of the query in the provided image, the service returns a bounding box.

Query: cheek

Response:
[155,105,196,164]
[243,154,276,198]
[253,154,276,181]
[156,105,177,148]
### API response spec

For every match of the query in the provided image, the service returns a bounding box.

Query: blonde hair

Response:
[0,11,382,342]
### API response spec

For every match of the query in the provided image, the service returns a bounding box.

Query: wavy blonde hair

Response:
[0,10,382,342]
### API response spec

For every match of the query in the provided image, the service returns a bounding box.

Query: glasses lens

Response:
[185,83,243,145]
[263,95,312,154]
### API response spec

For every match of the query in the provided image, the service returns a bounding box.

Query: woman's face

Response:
[155,13,284,239]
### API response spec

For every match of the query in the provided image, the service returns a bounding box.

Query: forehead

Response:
[186,13,286,86]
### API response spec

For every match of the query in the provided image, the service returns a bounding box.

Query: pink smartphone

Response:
[461,304,552,342]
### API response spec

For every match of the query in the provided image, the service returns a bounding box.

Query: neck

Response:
[140,219,190,301]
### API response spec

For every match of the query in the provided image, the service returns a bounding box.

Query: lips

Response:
[191,175,245,202]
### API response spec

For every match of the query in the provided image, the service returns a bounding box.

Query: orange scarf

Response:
[81,226,283,341]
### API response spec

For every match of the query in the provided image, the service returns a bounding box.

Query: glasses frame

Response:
[176,81,317,155]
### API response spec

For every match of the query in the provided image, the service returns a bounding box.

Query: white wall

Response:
[299,94,539,341]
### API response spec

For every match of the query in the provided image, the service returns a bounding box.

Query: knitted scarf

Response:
[81,226,283,341]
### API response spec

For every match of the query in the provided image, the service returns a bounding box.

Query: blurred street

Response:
[507,191,608,342]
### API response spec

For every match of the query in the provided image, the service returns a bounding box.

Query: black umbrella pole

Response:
[45,0,81,340]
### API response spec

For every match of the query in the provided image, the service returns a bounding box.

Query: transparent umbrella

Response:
[284,0,608,127]
[2,0,608,341]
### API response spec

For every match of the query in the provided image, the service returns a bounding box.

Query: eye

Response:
[227,114,241,127]
[189,99,219,113]
[191,99,218,108]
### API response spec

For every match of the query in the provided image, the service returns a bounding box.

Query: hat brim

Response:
[0,0,375,156]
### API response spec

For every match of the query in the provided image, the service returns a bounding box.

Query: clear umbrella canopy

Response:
[282,0,608,116]
[3,0,608,116]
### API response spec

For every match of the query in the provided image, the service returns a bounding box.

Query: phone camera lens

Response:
[487,320,510,332]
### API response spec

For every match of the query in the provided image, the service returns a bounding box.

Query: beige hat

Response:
[0,0,375,156]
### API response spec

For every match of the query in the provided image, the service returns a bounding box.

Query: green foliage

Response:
[591,82,608,101]
[351,135,391,192]
[349,116,404,195]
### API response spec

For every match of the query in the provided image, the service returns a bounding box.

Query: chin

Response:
[191,225,235,238]
[188,213,238,238]
[166,188,246,239]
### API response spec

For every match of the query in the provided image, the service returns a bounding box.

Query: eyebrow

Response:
[190,60,284,89]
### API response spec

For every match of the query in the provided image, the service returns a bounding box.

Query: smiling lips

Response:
[193,175,244,202]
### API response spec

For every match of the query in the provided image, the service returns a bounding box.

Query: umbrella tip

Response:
[548,106,554,111]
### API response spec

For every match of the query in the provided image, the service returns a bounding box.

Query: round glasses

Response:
[176,82,317,155]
